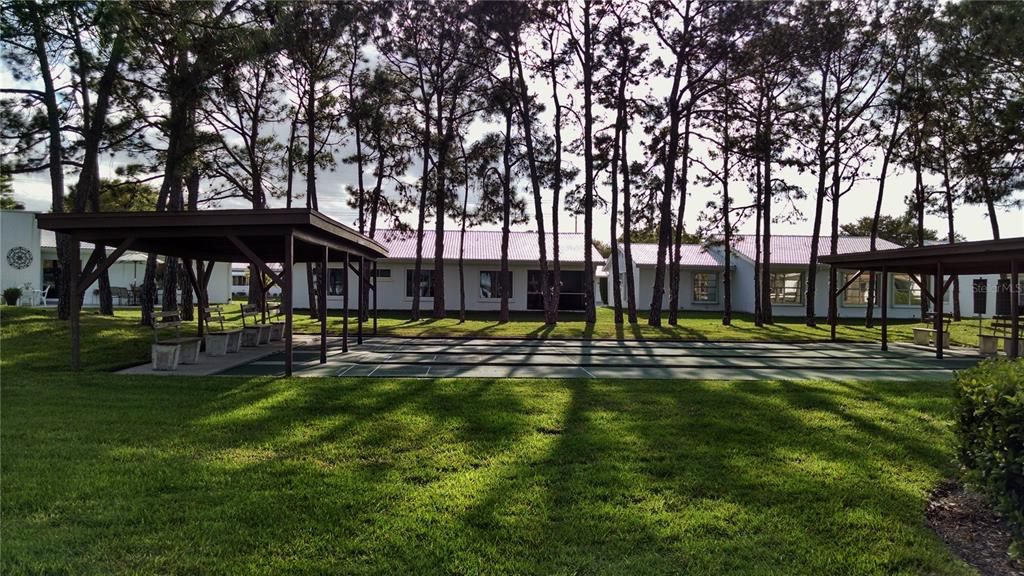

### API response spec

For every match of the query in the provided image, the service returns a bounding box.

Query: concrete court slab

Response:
[212,337,984,381]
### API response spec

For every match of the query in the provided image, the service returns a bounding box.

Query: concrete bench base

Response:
[242,326,271,347]
[162,338,202,364]
[206,330,243,356]
[912,328,948,348]
[151,344,181,371]
[269,322,285,342]
[978,334,999,356]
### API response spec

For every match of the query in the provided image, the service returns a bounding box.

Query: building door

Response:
[527,270,587,311]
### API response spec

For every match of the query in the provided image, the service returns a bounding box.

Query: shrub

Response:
[953,358,1024,554]
[3,287,22,305]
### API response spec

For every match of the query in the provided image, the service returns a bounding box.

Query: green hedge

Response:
[953,358,1024,554]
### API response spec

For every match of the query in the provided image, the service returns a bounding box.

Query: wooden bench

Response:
[204,306,243,356]
[239,304,272,346]
[266,303,285,341]
[979,315,1020,356]
[913,313,951,348]
[151,310,202,371]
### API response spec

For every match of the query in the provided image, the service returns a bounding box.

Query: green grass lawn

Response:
[0,305,975,575]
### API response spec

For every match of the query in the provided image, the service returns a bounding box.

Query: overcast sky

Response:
[4,30,1021,246]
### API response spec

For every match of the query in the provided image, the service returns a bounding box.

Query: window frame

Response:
[405,269,434,299]
[891,273,923,308]
[769,271,805,306]
[841,272,881,307]
[692,271,719,304]
[479,270,514,300]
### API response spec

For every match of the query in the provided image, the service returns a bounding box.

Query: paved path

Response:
[215,336,982,381]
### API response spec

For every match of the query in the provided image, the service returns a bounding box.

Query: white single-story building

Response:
[291,229,604,312]
[614,234,1014,319]
[0,210,232,306]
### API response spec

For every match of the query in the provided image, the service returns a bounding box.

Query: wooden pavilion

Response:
[36,208,389,375]
[820,237,1023,360]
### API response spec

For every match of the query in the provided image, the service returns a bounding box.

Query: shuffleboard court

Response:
[216,336,983,381]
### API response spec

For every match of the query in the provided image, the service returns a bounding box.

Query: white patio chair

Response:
[36,285,50,306]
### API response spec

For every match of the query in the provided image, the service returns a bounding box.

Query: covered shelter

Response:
[36,208,389,375]
[820,237,1023,359]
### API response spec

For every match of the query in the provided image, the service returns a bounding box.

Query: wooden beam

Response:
[284,232,294,376]
[880,266,888,352]
[942,274,955,296]
[907,273,935,304]
[70,237,81,370]
[372,259,378,335]
[935,262,944,360]
[76,237,136,294]
[320,245,328,364]
[834,269,864,298]
[228,235,283,287]
[343,251,349,353]
[1011,259,1019,359]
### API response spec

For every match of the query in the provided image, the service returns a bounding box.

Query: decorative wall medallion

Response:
[6,246,32,269]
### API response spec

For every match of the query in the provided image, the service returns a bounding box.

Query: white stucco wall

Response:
[1,211,43,301]
[291,260,599,312]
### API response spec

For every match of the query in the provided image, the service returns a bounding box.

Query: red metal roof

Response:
[628,243,723,267]
[374,229,603,263]
[732,235,902,265]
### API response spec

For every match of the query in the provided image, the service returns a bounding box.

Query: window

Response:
[373,268,391,279]
[42,259,59,290]
[480,271,513,299]
[692,272,718,303]
[770,272,804,305]
[405,269,433,298]
[232,274,248,287]
[891,274,922,306]
[842,272,880,306]
[328,268,345,296]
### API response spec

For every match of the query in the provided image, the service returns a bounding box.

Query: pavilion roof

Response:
[819,237,1024,275]
[35,209,388,263]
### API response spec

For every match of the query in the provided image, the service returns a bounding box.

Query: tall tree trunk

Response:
[549,41,563,323]
[805,83,831,327]
[940,151,960,320]
[866,108,901,327]
[431,94,449,320]
[668,111,692,325]
[512,46,553,324]
[609,95,624,325]
[32,15,69,319]
[499,104,513,324]
[581,0,596,324]
[411,118,431,321]
[761,117,774,325]
[913,134,927,318]
[753,159,763,327]
[458,150,469,324]
[649,59,685,326]
[827,109,843,330]
[721,107,732,326]
[621,122,637,325]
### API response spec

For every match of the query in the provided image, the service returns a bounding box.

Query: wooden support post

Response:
[1011,259,1020,359]
[935,261,943,360]
[320,245,328,364]
[284,232,294,376]
[372,259,378,335]
[70,237,81,370]
[343,251,349,353]
[880,266,888,352]
[829,265,837,342]
[357,256,364,345]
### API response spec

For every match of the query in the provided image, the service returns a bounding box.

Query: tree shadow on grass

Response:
[2,374,967,575]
